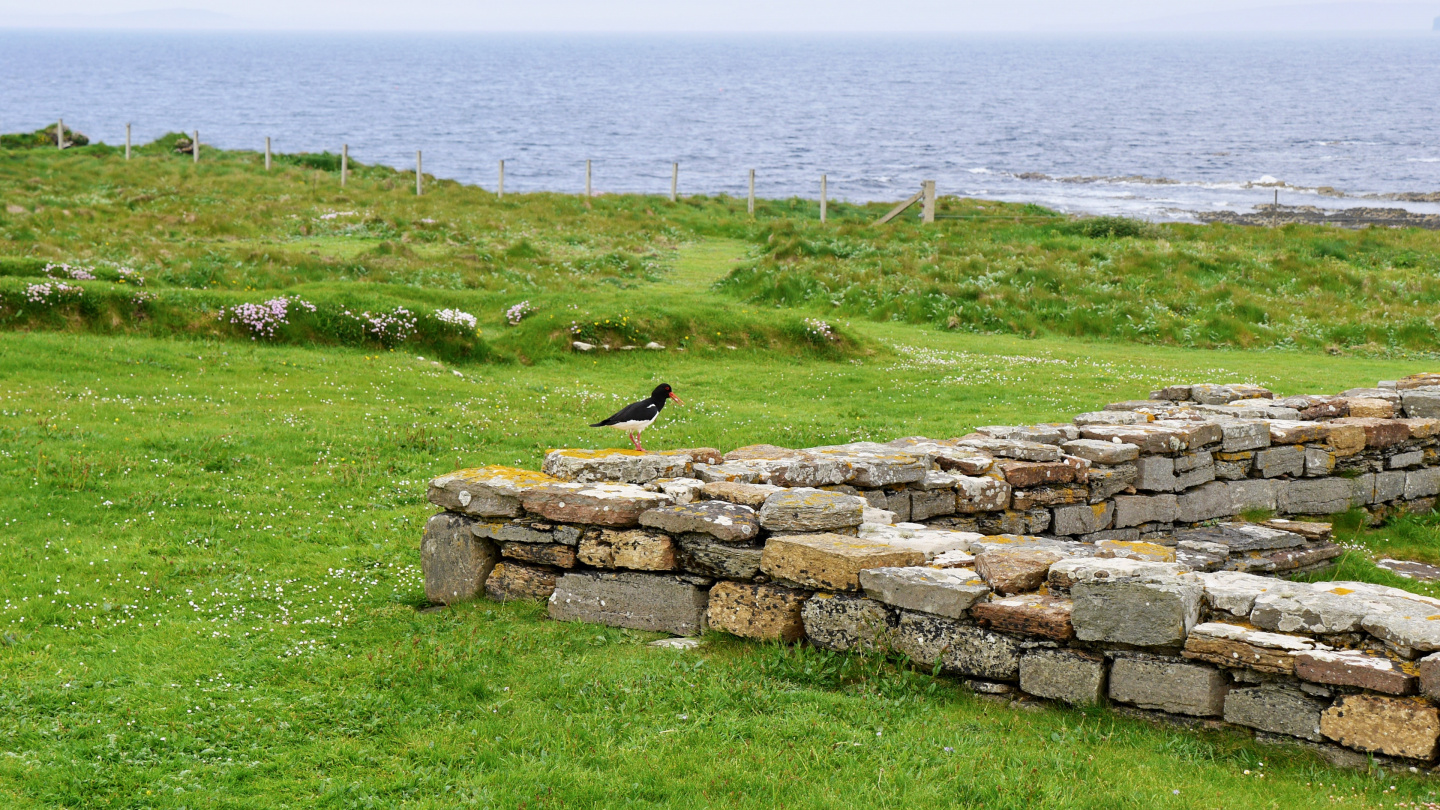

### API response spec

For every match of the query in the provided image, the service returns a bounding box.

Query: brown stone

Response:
[1326,423,1367,455]
[663,447,724,465]
[1268,421,1329,445]
[1330,417,1410,450]
[1182,622,1325,674]
[500,541,577,568]
[483,561,558,601]
[1340,398,1396,419]
[760,533,926,592]
[1010,486,1089,510]
[700,480,780,507]
[723,444,804,461]
[1295,650,1417,696]
[974,547,1068,595]
[521,482,670,526]
[1420,653,1440,700]
[577,528,676,571]
[1399,418,1440,439]
[995,460,1075,488]
[1259,519,1332,542]
[706,581,810,642]
[1398,374,1440,390]
[1321,696,1440,760]
[1300,400,1349,420]
[971,593,1074,641]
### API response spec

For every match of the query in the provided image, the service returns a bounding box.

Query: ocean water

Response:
[4,30,1440,220]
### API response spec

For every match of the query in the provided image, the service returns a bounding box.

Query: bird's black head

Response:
[651,383,683,405]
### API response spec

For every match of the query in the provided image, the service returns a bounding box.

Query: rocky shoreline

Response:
[1194,204,1440,230]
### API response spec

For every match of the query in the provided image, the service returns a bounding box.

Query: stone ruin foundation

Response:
[421,375,1440,771]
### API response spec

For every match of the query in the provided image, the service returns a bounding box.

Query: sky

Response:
[1,0,1438,31]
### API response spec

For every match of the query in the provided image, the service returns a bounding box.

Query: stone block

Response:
[857,523,982,560]
[765,455,856,488]
[640,501,760,543]
[954,475,1012,513]
[421,512,500,604]
[707,581,809,642]
[1296,650,1416,695]
[1174,523,1305,553]
[1348,473,1377,506]
[1362,610,1440,655]
[1191,383,1273,405]
[577,528,676,571]
[1331,417,1410,450]
[1402,389,1440,419]
[943,621,1025,681]
[542,448,692,484]
[1217,420,1271,452]
[1276,479,1351,516]
[1183,621,1325,674]
[1321,696,1440,760]
[910,489,958,520]
[929,549,977,569]
[758,489,866,531]
[1047,557,1185,593]
[500,541,577,568]
[952,435,1063,462]
[1096,539,1175,562]
[1388,450,1425,470]
[1087,464,1136,502]
[1133,456,1176,492]
[548,571,710,635]
[1303,448,1335,477]
[859,566,990,618]
[976,424,1076,444]
[522,482,671,527]
[971,593,1074,640]
[1268,420,1329,446]
[761,533,926,591]
[1011,485,1089,510]
[1224,686,1326,741]
[802,593,895,652]
[484,561,558,601]
[977,509,1052,535]
[1420,653,1440,700]
[1052,501,1114,536]
[996,460,1075,488]
[1176,481,1236,523]
[650,477,707,504]
[1199,571,1299,616]
[1254,445,1304,478]
[1061,438,1139,465]
[1251,586,1374,635]
[813,448,928,488]
[1174,451,1216,489]
[693,462,770,484]
[674,533,763,579]
[1343,398,1396,418]
[1109,657,1228,716]
[1113,494,1177,528]
[1340,386,1401,401]
[1072,574,1202,647]
[1375,469,1407,503]
[1405,467,1440,500]
[975,547,1069,595]
[428,465,560,517]
[1020,649,1106,705]
[1074,410,1150,426]
[884,490,912,522]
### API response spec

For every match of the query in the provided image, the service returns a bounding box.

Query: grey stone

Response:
[1405,467,1440,500]
[1348,473,1377,507]
[859,566,991,618]
[421,512,500,605]
[945,622,1026,681]
[1217,420,1271,452]
[802,593,896,652]
[548,571,710,636]
[1229,479,1279,513]
[952,436,1064,462]
[1176,481,1235,523]
[1109,657,1229,716]
[1223,686,1327,742]
[693,462,770,484]
[890,610,961,668]
[1173,523,1305,553]
[542,449,691,484]
[1087,464,1136,502]
[1303,448,1335,478]
[674,533,763,579]
[1254,445,1304,478]
[954,476,1012,513]
[1375,470,1407,503]
[1061,439,1139,465]
[1421,652,1440,699]
[915,470,961,490]
[1080,527,1142,543]
[1113,494,1178,528]
[1047,557,1186,592]
[1200,571,1301,616]
[428,466,558,517]
[1134,456,1176,492]
[885,490,912,522]
[1020,649,1107,705]
[1362,611,1440,654]
[910,489,957,520]
[1251,587,1377,634]
[1388,450,1425,470]
[1073,410,1149,426]
[758,488,866,531]
[1173,451,1216,489]
[1340,387,1400,402]
[856,523,983,559]
[861,490,888,509]
[1072,574,1203,647]
[977,424,1079,445]
[1276,479,1352,516]
[1214,457,1251,481]
[640,501,760,543]
[1052,501,1114,535]
[1401,389,1440,419]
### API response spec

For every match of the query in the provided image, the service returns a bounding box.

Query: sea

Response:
[4,30,1440,221]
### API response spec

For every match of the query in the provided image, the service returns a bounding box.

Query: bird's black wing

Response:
[590,399,658,427]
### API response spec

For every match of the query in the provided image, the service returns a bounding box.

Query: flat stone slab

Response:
[1362,609,1440,654]
[928,549,977,569]
[500,541,577,569]
[1250,583,1404,635]
[1377,558,1440,582]
[1019,649,1106,705]
[674,533,763,580]
[971,593,1074,641]
[758,488,865,532]
[1061,438,1139,465]
[1109,657,1229,716]
[952,435,1063,462]
[542,448,694,484]
[428,465,560,517]
[640,501,760,543]
[1047,557,1187,593]
[577,528,676,571]
[954,476,1013,512]
[859,566,990,619]
[707,581,809,642]
[857,523,983,559]
[807,446,929,488]
[548,571,711,636]
[1182,621,1327,674]
[1072,573,1203,648]
[700,480,782,507]
[484,561,559,602]
[1296,650,1417,695]
[1173,523,1307,553]
[1321,695,1440,760]
[761,533,926,592]
[421,512,499,605]
[1199,571,1301,617]
[975,547,1068,595]
[802,593,895,652]
[1224,686,1326,742]
[521,482,672,527]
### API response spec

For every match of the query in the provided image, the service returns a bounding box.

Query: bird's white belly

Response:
[608,419,655,432]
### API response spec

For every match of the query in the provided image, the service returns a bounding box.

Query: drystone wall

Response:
[421,374,1440,770]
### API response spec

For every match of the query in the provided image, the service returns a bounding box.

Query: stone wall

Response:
[421,374,1440,770]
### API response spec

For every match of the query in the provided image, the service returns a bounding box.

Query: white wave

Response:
[967,167,990,174]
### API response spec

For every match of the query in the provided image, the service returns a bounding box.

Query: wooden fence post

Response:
[125,123,131,160]
[193,130,199,164]
[56,119,64,150]
[341,144,348,187]
[416,151,423,196]
[820,174,827,224]
[671,162,678,202]
[748,169,755,217]
[585,159,592,198]
[498,159,505,198]
[265,136,271,171]
[922,180,936,224]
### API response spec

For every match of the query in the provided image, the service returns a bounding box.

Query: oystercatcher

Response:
[589,383,683,452]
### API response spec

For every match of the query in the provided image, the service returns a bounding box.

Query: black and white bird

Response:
[589,383,683,452]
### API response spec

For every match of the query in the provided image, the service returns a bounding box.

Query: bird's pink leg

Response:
[629,432,643,452]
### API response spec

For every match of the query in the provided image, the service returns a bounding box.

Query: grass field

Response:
[4,135,1440,808]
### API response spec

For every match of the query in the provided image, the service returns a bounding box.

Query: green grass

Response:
[6,136,1440,807]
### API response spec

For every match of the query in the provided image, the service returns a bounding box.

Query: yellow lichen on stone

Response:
[1097,540,1176,563]
[546,448,645,460]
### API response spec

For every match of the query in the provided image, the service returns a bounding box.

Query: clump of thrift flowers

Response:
[228,296,316,340]
[345,307,417,345]
[506,301,535,326]
[435,309,478,331]
[44,262,96,281]
[804,318,836,342]
[24,281,83,303]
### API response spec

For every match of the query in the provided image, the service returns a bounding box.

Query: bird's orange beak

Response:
[668,392,684,405]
